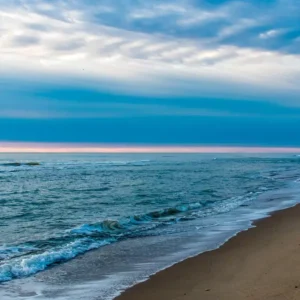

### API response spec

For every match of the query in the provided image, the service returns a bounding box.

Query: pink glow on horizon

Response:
[0,142,300,153]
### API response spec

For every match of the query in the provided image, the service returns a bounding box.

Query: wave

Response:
[0,162,40,167]
[0,192,260,283]
[0,160,149,168]
[95,160,151,166]
[54,160,151,166]
[0,239,112,282]
[68,192,261,239]
[0,209,193,282]
[0,245,36,260]
[69,203,203,236]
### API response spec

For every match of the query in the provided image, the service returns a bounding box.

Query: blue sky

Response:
[1,0,300,146]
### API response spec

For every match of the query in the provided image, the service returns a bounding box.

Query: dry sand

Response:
[115,205,300,300]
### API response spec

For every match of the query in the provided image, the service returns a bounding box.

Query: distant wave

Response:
[0,160,151,168]
[96,160,151,166]
[51,160,152,168]
[0,162,40,167]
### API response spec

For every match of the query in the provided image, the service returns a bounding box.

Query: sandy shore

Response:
[115,205,300,300]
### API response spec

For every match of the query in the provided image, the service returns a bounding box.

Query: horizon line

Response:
[0,142,300,153]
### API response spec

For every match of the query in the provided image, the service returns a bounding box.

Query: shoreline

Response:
[115,204,300,300]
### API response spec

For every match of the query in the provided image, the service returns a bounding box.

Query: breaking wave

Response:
[0,239,112,282]
[0,192,259,283]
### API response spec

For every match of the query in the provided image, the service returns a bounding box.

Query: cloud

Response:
[259,29,284,39]
[0,0,300,100]
[1,80,300,122]
[11,35,40,47]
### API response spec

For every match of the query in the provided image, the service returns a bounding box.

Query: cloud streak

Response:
[1,142,300,153]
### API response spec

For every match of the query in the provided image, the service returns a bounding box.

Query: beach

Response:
[116,204,300,300]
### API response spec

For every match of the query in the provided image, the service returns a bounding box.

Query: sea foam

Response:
[0,239,112,282]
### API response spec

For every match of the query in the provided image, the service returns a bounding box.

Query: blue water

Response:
[1,153,300,299]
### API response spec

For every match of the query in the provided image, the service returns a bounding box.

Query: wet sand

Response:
[115,204,300,300]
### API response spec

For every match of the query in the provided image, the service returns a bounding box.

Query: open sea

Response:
[1,153,300,299]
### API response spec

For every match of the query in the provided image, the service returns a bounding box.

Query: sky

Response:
[1,0,300,149]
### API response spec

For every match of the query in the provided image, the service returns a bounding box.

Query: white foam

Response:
[0,239,111,282]
[0,245,36,260]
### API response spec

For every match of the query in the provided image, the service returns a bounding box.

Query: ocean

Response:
[1,153,300,299]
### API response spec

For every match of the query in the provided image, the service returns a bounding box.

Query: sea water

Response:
[1,153,300,299]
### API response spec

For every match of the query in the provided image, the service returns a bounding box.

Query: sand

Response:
[115,205,300,300]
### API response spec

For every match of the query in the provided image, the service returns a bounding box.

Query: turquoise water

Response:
[1,153,300,299]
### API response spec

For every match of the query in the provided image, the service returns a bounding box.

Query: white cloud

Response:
[259,29,284,39]
[0,0,300,100]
